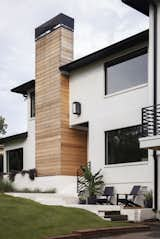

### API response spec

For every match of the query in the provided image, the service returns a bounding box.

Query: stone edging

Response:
[47,225,150,239]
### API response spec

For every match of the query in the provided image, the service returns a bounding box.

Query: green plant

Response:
[0,115,7,136]
[8,168,37,182]
[0,179,15,192]
[144,191,153,208]
[15,188,56,193]
[79,165,104,202]
[9,171,18,182]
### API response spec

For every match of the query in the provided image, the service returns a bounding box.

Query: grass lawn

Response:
[0,194,129,239]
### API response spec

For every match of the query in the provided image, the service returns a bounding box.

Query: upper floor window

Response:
[30,91,35,118]
[105,125,148,165]
[105,49,148,95]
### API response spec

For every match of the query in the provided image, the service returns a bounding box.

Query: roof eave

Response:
[122,0,150,16]
[60,30,149,74]
[0,132,28,144]
[11,80,35,95]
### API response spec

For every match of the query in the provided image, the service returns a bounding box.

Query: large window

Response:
[0,154,3,173]
[6,148,23,172]
[105,126,148,165]
[30,91,35,118]
[105,49,148,95]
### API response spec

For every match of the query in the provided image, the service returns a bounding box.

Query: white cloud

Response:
[0,0,148,135]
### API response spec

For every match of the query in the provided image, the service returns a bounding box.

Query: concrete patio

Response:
[6,193,156,222]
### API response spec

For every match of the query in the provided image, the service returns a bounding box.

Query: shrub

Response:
[0,180,15,192]
[16,188,56,193]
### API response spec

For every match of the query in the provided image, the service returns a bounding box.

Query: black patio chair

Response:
[117,185,142,207]
[96,186,114,205]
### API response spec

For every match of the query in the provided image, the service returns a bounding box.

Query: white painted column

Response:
[157,2,160,212]
[148,4,154,106]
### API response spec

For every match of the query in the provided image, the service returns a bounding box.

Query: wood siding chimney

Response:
[35,14,87,176]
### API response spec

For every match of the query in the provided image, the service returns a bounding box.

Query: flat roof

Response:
[0,132,28,144]
[60,30,148,74]
[11,80,35,95]
[122,0,150,16]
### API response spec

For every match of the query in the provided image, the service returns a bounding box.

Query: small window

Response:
[30,91,35,117]
[105,49,148,95]
[0,154,3,173]
[6,148,23,172]
[105,125,148,165]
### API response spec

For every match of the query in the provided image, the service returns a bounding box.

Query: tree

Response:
[0,116,7,136]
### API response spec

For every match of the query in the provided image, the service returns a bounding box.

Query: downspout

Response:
[151,0,158,211]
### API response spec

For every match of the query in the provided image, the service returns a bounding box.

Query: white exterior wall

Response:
[156,3,160,211]
[157,3,160,105]
[148,3,160,211]
[3,91,35,172]
[69,55,154,194]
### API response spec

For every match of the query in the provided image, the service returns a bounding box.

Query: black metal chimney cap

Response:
[35,13,74,39]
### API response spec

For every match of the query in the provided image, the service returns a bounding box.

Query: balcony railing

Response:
[142,104,160,137]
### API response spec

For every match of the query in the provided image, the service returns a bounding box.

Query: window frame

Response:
[104,47,148,95]
[30,91,35,118]
[6,148,23,173]
[0,154,3,173]
[105,125,148,166]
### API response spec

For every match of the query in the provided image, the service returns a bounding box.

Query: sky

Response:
[0,0,148,136]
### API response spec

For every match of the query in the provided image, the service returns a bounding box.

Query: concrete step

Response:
[104,210,121,216]
[104,214,128,221]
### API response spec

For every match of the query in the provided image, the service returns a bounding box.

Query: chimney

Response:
[35,14,87,176]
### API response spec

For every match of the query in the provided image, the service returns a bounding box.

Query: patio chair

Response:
[96,186,114,205]
[116,185,142,208]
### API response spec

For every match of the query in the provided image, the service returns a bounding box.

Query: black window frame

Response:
[6,148,23,172]
[105,125,148,165]
[30,91,35,118]
[104,47,148,95]
[0,154,3,173]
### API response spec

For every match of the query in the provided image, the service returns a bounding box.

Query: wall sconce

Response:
[72,102,81,116]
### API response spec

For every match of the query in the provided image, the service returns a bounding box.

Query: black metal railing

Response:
[142,104,160,137]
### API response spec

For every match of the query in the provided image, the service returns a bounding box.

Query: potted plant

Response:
[78,191,87,204]
[79,165,104,205]
[144,191,153,208]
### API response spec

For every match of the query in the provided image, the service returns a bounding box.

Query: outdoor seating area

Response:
[79,185,152,208]
[77,166,152,209]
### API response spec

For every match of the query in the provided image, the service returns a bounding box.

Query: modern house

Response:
[0,0,160,211]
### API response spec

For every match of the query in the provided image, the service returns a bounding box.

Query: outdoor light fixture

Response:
[72,102,81,116]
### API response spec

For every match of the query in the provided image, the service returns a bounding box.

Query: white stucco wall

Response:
[157,3,160,105]
[149,3,160,211]
[157,3,160,212]
[3,91,35,172]
[69,45,154,195]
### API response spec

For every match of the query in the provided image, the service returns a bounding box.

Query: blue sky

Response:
[0,0,148,135]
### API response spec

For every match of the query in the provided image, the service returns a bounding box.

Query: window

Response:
[0,154,3,173]
[30,91,35,117]
[6,148,23,172]
[105,49,148,95]
[105,126,148,165]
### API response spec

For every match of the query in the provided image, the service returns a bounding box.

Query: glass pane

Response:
[31,92,35,117]
[7,148,23,172]
[106,53,148,94]
[106,126,148,165]
[0,154,3,173]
